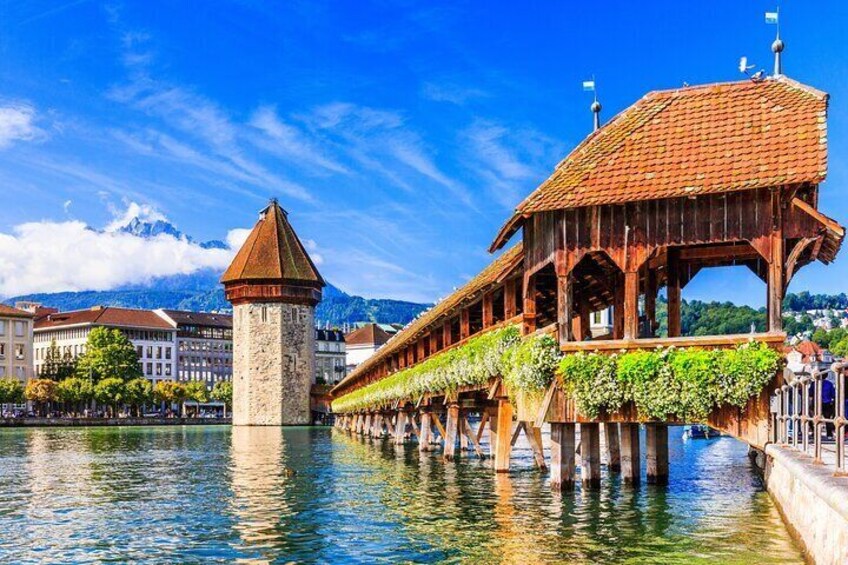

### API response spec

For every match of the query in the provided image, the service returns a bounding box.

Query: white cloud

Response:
[304,239,324,266]
[0,103,43,149]
[63,200,73,214]
[0,202,249,297]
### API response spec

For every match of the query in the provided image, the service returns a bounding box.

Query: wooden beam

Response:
[620,423,640,484]
[495,399,514,473]
[523,273,537,335]
[526,424,547,471]
[644,268,658,338]
[419,412,432,451]
[550,423,576,491]
[394,411,407,445]
[646,424,669,485]
[623,271,639,340]
[603,423,621,473]
[581,423,602,488]
[667,248,681,338]
[443,403,460,460]
[476,411,490,445]
[482,292,495,328]
[613,273,624,339]
[432,412,447,442]
[460,308,471,341]
[768,239,784,332]
[504,279,518,319]
[557,273,574,345]
[462,417,485,459]
[442,320,453,348]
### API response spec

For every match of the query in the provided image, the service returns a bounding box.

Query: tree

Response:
[154,381,186,417]
[41,339,77,381]
[211,381,233,418]
[831,339,848,359]
[25,379,58,416]
[184,381,208,417]
[94,377,126,418]
[0,379,25,408]
[56,377,94,416]
[76,327,142,383]
[124,378,153,417]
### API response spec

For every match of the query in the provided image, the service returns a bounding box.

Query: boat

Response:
[682,425,720,440]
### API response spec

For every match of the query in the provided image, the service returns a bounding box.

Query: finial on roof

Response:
[583,78,601,132]
[766,8,784,76]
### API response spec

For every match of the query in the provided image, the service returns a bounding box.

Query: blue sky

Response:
[0,1,847,304]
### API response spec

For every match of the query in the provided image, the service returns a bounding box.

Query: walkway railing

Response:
[772,362,846,474]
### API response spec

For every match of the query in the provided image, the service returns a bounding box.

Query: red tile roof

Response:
[788,340,824,363]
[0,304,34,318]
[221,200,324,287]
[345,323,392,347]
[35,306,174,331]
[492,77,828,250]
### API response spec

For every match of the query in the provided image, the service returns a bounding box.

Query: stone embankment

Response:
[0,417,231,427]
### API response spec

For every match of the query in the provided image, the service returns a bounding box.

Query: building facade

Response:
[33,306,177,385]
[315,329,345,385]
[344,323,392,371]
[155,309,233,391]
[0,304,34,383]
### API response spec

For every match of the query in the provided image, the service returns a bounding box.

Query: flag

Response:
[765,11,779,24]
[582,80,595,92]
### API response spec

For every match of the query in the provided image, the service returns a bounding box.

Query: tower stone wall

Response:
[232,301,315,426]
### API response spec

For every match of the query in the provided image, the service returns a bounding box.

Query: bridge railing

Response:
[773,363,846,474]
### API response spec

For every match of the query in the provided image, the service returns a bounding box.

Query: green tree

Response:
[76,327,142,383]
[41,339,78,381]
[184,381,208,417]
[124,378,153,417]
[0,379,25,408]
[25,379,58,416]
[56,377,94,416]
[211,381,233,418]
[154,381,186,417]
[94,377,126,417]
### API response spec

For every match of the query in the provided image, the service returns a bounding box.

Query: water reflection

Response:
[0,426,805,564]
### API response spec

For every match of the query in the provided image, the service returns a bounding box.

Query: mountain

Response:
[6,217,430,326]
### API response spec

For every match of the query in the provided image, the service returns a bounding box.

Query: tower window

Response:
[261,306,268,323]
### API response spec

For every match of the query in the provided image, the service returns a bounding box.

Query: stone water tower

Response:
[222,199,324,426]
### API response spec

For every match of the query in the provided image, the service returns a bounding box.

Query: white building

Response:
[154,309,233,391]
[315,328,346,385]
[0,304,34,383]
[33,306,177,385]
[344,323,392,371]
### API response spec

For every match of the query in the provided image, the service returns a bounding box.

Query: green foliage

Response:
[556,341,782,422]
[0,379,25,404]
[783,291,848,312]
[154,380,186,404]
[41,339,77,381]
[25,379,58,404]
[501,333,560,401]
[812,327,846,349]
[76,327,142,382]
[783,314,815,336]
[211,381,233,407]
[332,326,521,413]
[124,378,153,407]
[831,339,848,358]
[56,377,94,404]
[94,377,126,407]
[185,381,209,404]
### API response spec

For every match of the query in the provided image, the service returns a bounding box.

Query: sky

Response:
[1,1,847,305]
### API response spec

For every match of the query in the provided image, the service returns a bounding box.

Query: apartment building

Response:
[0,304,34,383]
[315,328,346,385]
[154,309,233,391]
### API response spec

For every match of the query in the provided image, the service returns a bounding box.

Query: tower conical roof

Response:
[222,200,324,288]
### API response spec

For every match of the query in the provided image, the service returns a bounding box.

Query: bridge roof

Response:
[491,76,829,251]
[221,200,324,287]
[331,242,523,397]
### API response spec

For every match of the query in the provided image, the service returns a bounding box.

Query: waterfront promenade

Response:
[0,417,231,427]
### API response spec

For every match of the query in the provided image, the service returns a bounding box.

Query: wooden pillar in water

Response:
[459,410,470,452]
[364,413,373,438]
[487,405,499,457]
[394,411,407,445]
[495,399,514,472]
[550,423,576,491]
[667,248,681,338]
[604,423,621,472]
[443,403,460,461]
[581,423,601,488]
[526,424,547,470]
[419,411,433,452]
[620,423,641,484]
[646,423,669,485]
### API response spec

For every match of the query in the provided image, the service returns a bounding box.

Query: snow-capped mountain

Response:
[118,217,228,249]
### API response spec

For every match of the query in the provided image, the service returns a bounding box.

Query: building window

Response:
[147,346,153,358]
[14,344,24,361]
[592,311,602,325]
[165,364,172,377]
[0,343,4,358]
[147,363,153,375]
[156,364,162,376]
[0,321,6,336]
[261,306,268,323]
[0,367,5,377]
[14,321,25,337]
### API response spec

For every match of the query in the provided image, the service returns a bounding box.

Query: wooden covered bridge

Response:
[330,76,844,489]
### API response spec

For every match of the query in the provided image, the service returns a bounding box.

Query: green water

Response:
[0,426,802,564]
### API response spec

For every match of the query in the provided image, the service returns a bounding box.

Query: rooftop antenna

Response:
[583,77,601,132]
[766,7,784,76]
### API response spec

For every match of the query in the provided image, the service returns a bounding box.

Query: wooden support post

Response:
[572,302,589,341]
[459,413,470,452]
[432,412,447,445]
[482,292,495,328]
[504,279,517,319]
[394,411,407,445]
[524,424,547,470]
[364,413,372,438]
[667,248,681,338]
[419,411,432,452]
[623,271,639,340]
[550,423,576,491]
[646,423,669,486]
[523,274,537,335]
[613,273,624,339]
[372,414,382,438]
[462,417,485,459]
[460,309,471,341]
[580,423,602,488]
[417,339,426,361]
[429,332,438,356]
[620,423,641,485]
[487,405,499,457]
[768,233,784,332]
[557,273,574,345]
[644,268,658,337]
[603,423,621,472]
[495,399,514,473]
[443,320,453,348]
[443,403,460,460]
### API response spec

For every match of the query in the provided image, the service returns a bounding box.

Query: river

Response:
[0,425,803,564]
